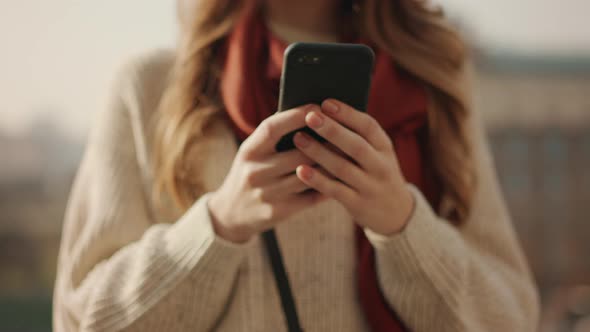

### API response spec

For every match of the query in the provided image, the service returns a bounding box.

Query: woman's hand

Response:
[293,99,415,236]
[208,105,328,244]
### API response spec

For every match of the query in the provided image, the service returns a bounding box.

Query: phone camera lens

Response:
[297,55,321,65]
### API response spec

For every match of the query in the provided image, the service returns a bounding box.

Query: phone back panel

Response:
[275,42,375,152]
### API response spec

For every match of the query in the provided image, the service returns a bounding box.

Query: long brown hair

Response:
[153,0,475,223]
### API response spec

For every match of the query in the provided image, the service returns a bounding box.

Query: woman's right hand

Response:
[207,104,328,243]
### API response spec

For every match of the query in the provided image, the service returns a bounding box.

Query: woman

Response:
[53,0,540,331]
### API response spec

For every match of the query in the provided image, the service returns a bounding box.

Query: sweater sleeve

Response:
[363,109,541,331]
[52,56,249,332]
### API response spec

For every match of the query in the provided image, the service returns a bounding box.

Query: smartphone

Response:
[274,42,375,152]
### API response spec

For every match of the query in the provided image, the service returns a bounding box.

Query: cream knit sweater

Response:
[53,50,540,332]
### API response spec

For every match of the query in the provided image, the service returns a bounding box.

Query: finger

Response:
[294,131,367,191]
[324,141,353,158]
[314,164,338,181]
[321,99,393,152]
[304,109,382,173]
[262,149,315,177]
[264,173,309,199]
[243,104,317,158]
[295,164,357,206]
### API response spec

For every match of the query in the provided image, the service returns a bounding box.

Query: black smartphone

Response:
[274,42,375,152]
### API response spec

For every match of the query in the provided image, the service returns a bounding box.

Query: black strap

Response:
[234,137,302,331]
[262,229,303,332]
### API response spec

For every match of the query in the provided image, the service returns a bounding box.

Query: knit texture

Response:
[53,50,540,332]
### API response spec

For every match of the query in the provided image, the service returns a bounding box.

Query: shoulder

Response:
[115,48,176,87]
[95,48,176,143]
[89,49,177,159]
[109,48,176,117]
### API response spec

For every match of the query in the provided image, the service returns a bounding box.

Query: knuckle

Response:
[338,188,355,205]
[260,190,274,203]
[331,164,345,179]
[243,171,255,186]
[331,160,350,179]
[294,155,313,168]
[258,204,272,222]
[252,187,266,202]
[260,204,279,222]
[368,129,385,149]
[259,119,276,141]
[377,159,394,178]
[239,136,263,160]
[364,116,379,135]
[326,184,343,200]
[349,140,367,160]
[244,166,261,186]
[314,173,331,191]
[290,150,309,165]
[239,146,256,161]
[323,121,339,138]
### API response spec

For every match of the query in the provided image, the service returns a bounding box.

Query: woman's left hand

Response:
[293,99,415,236]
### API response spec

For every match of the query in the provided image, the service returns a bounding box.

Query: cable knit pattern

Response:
[53,49,540,332]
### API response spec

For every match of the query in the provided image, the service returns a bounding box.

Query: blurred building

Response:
[473,52,590,331]
[0,116,83,297]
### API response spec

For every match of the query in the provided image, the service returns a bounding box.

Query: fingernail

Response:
[294,132,311,147]
[297,165,313,180]
[323,100,339,113]
[306,111,324,128]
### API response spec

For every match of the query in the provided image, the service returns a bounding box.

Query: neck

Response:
[263,0,343,43]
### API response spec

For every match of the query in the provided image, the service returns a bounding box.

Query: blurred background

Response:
[0,0,588,331]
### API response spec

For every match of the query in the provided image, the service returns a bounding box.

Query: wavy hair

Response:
[153,0,475,223]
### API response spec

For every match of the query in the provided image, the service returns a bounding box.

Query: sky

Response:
[1,0,589,139]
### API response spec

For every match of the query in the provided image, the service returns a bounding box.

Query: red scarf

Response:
[219,7,441,332]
